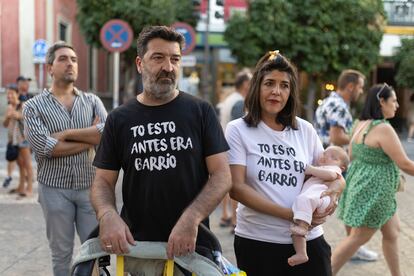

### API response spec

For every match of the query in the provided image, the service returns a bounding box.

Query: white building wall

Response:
[46,0,53,43]
[19,0,35,79]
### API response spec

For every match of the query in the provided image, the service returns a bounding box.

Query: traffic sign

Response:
[33,39,49,63]
[100,19,133,53]
[172,22,196,55]
[181,55,197,67]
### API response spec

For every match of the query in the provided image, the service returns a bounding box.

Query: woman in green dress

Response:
[332,83,414,276]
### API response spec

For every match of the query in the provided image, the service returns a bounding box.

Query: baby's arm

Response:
[305,165,338,182]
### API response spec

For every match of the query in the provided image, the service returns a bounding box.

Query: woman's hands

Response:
[311,175,345,227]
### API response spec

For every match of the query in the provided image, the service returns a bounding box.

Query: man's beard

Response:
[143,69,177,100]
[62,72,77,84]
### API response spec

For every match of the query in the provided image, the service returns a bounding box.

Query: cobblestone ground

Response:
[1,130,414,275]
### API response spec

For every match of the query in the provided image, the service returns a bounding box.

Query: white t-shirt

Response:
[217,92,244,129]
[226,117,324,244]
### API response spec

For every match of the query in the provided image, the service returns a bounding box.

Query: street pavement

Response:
[1,125,414,275]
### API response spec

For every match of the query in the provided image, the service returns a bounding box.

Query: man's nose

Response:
[67,58,75,66]
[162,59,174,72]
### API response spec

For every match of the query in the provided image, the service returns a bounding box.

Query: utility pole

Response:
[201,0,210,101]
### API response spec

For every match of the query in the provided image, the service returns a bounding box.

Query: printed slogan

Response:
[257,143,305,187]
[130,121,193,171]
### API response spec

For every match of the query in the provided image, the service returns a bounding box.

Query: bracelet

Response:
[97,209,115,223]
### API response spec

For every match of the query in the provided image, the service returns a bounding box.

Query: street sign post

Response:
[33,39,48,63]
[100,19,133,108]
[33,39,49,89]
[181,55,197,67]
[171,22,196,56]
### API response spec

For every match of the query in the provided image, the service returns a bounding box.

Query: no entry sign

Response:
[172,22,196,55]
[100,19,133,53]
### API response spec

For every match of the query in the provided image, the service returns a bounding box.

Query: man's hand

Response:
[99,210,136,255]
[166,217,198,259]
[51,130,67,141]
[93,116,100,126]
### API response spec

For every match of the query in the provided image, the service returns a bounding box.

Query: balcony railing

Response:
[384,0,414,26]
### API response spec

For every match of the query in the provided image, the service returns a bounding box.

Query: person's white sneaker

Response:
[351,246,378,261]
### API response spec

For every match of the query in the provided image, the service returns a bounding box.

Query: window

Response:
[59,22,67,41]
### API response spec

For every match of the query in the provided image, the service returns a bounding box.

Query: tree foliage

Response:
[393,38,414,89]
[76,0,197,56]
[224,0,385,81]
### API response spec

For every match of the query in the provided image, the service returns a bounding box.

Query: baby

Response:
[288,146,349,266]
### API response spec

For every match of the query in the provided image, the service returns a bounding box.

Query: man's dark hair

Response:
[234,71,252,90]
[244,52,299,129]
[136,26,185,57]
[360,83,395,120]
[46,41,75,65]
[337,69,365,91]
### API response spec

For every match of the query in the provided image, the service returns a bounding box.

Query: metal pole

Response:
[113,52,120,109]
[201,0,210,101]
[39,64,44,90]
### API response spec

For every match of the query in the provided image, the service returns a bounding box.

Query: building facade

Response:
[0,0,109,94]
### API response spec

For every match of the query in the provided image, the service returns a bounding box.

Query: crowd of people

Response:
[2,25,413,276]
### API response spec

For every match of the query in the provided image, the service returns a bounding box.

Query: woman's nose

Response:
[271,86,280,95]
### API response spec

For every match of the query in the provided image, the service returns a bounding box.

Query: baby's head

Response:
[318,146,350,172]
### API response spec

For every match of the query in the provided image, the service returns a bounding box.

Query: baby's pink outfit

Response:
[292,165,341,225]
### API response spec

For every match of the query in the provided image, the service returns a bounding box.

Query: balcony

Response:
[384,0,414,26]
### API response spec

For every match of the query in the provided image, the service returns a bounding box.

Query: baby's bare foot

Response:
[288,253,309,266]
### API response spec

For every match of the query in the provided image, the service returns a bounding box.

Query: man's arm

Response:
[90,168,135,254]
[329,126,350,146]
[51,122,102,145]
[166,152,231,259]
[52,94,108,145]
[23,103,91,158]
[50,141,93,157]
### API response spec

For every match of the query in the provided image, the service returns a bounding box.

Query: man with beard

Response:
[315,69,379,262]
[315,69,365,148]
[23,41,107,276]
[91,26,231,269]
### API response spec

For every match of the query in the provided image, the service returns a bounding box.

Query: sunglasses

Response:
[376,83,391,101]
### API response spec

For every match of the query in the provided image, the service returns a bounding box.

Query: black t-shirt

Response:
[94,92,229,242]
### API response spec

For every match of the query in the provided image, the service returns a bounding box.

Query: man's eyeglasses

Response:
[376,83,391,101]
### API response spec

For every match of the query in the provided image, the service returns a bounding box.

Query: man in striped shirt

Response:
[23,41,107,276]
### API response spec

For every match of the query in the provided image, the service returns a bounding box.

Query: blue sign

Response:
[172,22,196,55]
[100,19,133,53]
[33,39,48,64]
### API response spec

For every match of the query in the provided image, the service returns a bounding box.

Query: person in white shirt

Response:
[217,70,251,230]
[226,50,345,275]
